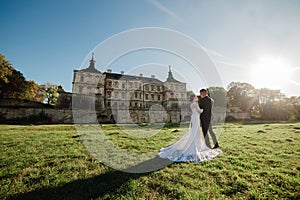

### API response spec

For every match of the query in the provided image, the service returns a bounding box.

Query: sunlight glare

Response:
[251,57,291,89]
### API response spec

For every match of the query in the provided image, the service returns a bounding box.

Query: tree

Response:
[0,54,45,101]
[284,96,300,121]
[255,88,288,120]
[0,54,14,84]
[26,81,46,102]
[257,88,285,104]
[42,82,59,105]
[0,54,29,99]
[226,82,258,113]
[207,86,227,107]
[0,54,15,98]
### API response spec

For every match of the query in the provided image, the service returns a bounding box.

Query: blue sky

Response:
[1,0,300,96]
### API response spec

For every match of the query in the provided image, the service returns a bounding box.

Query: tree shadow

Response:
[8,156,171,200]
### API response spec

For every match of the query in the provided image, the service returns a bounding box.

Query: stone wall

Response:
[0,98,232,124]
[109,109,186,124]
[0,101,188,124]
[0,98,53,108]
[0,107,73,124]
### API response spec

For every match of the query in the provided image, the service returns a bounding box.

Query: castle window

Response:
[151,94,155,101]
[122,83,125,89]
[121,93,125,99]
[107,101,111,107]
[157,95,161,101]
[107,91,111,97]
[114,81,119,88]
[108,81,112,88]
[80,76,84,82]
[157,86,160,91]
[129,82,133,88]
[145,94,149,100]
[139,93,142,99]
[135,93,138,99]
[151,85,154,91]
[134,82,138,88]
[145,85,149,91]
[114,91,118,98]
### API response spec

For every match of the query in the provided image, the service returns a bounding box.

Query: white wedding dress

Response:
[158,102,222,162]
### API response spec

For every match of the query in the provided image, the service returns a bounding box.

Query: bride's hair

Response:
[189,94,196,102]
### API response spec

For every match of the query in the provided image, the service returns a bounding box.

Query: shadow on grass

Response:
[8,156,172,200]
[8,170,139,200]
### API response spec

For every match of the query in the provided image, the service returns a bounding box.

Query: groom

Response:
[198,89,219,149]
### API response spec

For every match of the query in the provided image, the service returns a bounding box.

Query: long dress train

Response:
[158,102,222,162]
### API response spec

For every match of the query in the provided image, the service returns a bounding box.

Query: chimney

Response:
[121,71,124,75]
[139,73,143,77]
[107,69,112,73]
[151,75,155,79]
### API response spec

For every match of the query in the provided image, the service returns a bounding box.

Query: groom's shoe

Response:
[213,143,219,149]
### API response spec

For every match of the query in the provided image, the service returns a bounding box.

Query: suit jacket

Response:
[198,96,213,124]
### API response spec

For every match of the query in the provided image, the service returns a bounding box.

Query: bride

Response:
[158,94,222,162]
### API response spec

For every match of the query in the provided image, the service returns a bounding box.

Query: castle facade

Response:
[57,55,190,123]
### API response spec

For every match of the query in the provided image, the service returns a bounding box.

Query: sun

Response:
[250,57,291,89]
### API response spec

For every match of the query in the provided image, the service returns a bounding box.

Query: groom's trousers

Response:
[201,121,218,148]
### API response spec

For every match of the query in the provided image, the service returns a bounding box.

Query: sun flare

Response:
[251,57,291,89]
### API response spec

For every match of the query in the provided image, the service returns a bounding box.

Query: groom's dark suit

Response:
[198,96,218,148]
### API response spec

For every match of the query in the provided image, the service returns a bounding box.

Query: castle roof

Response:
[166,65,181,83]
[77,54,183,83]
[79,67,102,74]
[104,72,163,84]
[79,53,102,74]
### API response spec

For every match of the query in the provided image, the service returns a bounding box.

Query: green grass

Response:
[0,123,299,199]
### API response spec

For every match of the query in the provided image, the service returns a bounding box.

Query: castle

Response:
[56,54,190,123]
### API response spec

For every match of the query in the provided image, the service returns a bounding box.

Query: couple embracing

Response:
[158,89,222,162]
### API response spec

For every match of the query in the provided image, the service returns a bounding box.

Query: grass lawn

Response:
[0,122,299,199]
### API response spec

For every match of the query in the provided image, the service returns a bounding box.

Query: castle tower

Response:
[163,65,187,113]
[167,65,179,82]
[72,53,104,95]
